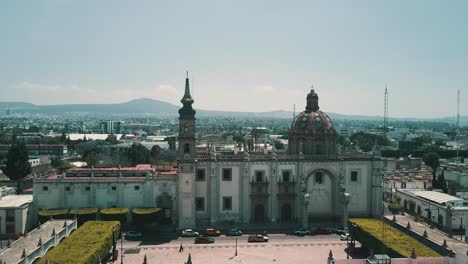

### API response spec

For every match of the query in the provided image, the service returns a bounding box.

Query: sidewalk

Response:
[386,213,468,254]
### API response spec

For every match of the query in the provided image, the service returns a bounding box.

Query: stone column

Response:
[342,192,350,229]
[303,193,310,228]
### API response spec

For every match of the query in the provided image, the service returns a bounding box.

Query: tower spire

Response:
[305,88,319,113]
[181,71,194,104]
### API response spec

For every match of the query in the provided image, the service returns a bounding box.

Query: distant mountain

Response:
[0,102,35,109]
[0,98,461,123]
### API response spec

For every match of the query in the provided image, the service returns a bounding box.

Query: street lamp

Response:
[235,238,238,256]
[121,230,125,264]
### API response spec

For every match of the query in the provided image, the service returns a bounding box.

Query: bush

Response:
[132,208,161,230]
[69,208,99,226]
[101,208,128,224]
[38,209,69,223]
[37,221,120,264]
[388,203,403,214]
[349,218,440,258]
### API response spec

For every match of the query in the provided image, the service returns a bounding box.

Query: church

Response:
[177,75,383,229]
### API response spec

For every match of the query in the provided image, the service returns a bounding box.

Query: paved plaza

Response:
[113,234,352,264]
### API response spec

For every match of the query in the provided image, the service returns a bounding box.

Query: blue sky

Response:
[1,0,467,118]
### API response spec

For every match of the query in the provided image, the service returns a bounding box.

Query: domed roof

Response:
[291,110,334,131]
[290,89,335,132]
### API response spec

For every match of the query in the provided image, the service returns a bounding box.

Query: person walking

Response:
[179,243,184,252]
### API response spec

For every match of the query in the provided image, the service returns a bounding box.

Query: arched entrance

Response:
[281,204,292,223]
[254,204,266,223]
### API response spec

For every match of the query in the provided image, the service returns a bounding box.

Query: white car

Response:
[340,233,350,241]
[181,229,199,237]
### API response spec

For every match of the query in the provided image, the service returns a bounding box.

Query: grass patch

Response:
[37,221,120,264]
[349,218,440,258]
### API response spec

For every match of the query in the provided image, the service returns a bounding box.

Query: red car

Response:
[203,228,221,236]
[314,228,333,235]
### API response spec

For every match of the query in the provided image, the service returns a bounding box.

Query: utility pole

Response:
[384,85,389,138]
[457,89,460,165]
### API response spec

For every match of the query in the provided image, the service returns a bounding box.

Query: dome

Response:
[288,89,336,155]
[291,110,334,132]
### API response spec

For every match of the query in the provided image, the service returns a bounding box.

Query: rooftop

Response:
[0,194,33,208]
[403,190,464,205]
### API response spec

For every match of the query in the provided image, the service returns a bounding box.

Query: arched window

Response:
[184,143,190,154]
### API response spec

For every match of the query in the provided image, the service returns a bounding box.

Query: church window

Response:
[351,171,358,182]
[196,169,206,181]
[184,143,190,154]
[111,186,117,191]
[300,116,307,128]
[195,197,205,211]
[255,171,264,182]
[315,172,323,184]
[222,168,232,181]
[282,170,291,182]
[223,197,232,211]
[134,185,140,191]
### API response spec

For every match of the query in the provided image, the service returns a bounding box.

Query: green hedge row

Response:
[37,221,120,264]
[349,218,440,258]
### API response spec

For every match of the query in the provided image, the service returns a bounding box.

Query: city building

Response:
[100,120,123,134]
[33,164,177,222]
[395,189,468,236]
[0,193,34,238]
[177,76,383,228]
[0,144,68,158]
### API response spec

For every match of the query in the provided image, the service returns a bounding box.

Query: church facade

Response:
[177,76,383,229]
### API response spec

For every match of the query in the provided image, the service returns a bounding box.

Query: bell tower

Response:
[177,72,197,228]
[178,72,196,161]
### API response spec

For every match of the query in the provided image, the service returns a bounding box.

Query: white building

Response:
[33,164,177,223]
[0,194,34,237]
[177,76,383,229]
[395,189,468,235]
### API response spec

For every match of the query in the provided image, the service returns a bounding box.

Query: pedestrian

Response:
[179,243,184,252]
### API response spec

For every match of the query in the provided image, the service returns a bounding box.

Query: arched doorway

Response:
[254,204,265,223]
[281,204,292,223]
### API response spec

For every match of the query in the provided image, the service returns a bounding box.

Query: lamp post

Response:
[121,231,124,264]
[235,238,238,256]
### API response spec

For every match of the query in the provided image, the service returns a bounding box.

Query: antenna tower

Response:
[457,89,460,165]
[384,86,389,137]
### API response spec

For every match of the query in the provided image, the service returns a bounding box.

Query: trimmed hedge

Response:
[101,208,128,224]
[37,221,120,264]
[132,208,161,215]
[132,208,161,230]
[349,218,440,258]
[38,209,69,223]
[388,203,403,214]
[69,208,99,226]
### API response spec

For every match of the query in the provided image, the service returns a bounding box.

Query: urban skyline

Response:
[1,1,468,118]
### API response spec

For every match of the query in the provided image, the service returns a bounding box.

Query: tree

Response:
[83,149,101,167]
[60,132,67,143]
[151,145,161,164]
[105,134,118,145]
[127,143,150,166]
[423,152,440,186]
[1,143,32,193]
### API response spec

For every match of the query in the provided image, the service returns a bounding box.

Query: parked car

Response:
[226,228,243,236]
[248,234,269,242]
[335,228,349,236]
[340,233,350,241]
[293,228,311,236]
[181,229,199,237]
[204,228,221,236]
[125,231,143,240]
[194,235,215,244]
[314,228,333,235]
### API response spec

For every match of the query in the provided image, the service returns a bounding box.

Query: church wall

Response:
[343,161,371,216]
[218,164,241,219]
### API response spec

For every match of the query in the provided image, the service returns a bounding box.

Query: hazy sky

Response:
[1,1,468,118]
